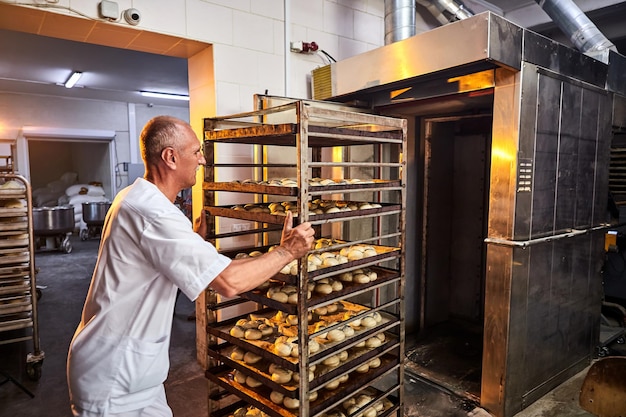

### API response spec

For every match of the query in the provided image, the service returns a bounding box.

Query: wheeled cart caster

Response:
[26,351,45,381]
[61,236,72,253]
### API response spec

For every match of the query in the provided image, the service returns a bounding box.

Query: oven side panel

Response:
[484,62,610,417]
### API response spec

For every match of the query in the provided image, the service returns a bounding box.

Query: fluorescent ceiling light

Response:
[140,91,190,101]
[64,71,82,88]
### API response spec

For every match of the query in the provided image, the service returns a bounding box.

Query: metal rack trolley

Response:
[199,99,406,417]
[0,174,44,383]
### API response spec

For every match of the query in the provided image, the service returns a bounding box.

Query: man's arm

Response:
[208,211,314,297]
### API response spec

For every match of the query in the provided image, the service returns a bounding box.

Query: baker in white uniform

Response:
[67,116,314,417]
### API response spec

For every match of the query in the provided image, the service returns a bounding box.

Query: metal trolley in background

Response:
[80,201,111,241]
[0,174,44,387]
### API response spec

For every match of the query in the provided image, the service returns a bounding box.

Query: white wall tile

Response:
[186,0,234,44]
[273,20,286,56]
[251,0,284,19]
[354,9,383,45]
[213,45,259,85]
[132,0,187,36]
[365,0,384,16]
[233,11,275,54]
[215,81,243,115]
[339,0,367,12]
[291,0,324,29]
[290,23,309,44]
[324,1,354,39]
[338,36,369,58]
[202,0,251,13]
[258,53,285,96]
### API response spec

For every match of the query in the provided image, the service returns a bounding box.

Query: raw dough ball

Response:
[230,326,245,338]
[259,324,274,337]
[270,391,284,404]
[234,370,247,384]
[361,317,377,328]
[353,273,370,284]
[323,355,340,367]
[246,376,262,387]
[365,337,382,348]
[230,347,245,361]
[338,272,353,282]
[322,257,339,267]
[328,329,346,342]
[283,397,300,409]
[271,367,293,384]
[309,339,321,353]
[243,352,262,364]
[356,363,370,373]
[369,357,382,368]
[244,329,263,340]
[274,342,293,357]
[326,303,339,314]
[324,378,341,390]
[341,326,355,337]
[363,248,378,258]
[270,291,289,303]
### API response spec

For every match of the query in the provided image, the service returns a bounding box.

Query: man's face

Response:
[177,130,206,188]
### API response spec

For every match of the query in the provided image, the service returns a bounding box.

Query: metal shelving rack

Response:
[199,100,406,417]
[0,174,44,384]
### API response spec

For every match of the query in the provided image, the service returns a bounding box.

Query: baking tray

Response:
[208,333,399,396]
[0,189,26,198]
[0,278,31,296]
[203,179,401,196]
[209,391,399,417]
[206,305,400,373]
[242,266,400,315]
[0,250,30,265]
[0,264,30,277]
[206,355,399,417]
[0,315,33,333]
[0,219,28,231]
[0,233,29,248]
[205,202,400,225]
[0,206,27,217]
[0,295,32,315]
[222,243,400,286]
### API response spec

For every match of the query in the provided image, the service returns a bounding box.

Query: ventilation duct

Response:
[534,0,616,63]
[384,0,416,44]
[416,0,474,25]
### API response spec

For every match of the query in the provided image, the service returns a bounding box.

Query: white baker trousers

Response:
[70,385,172,417]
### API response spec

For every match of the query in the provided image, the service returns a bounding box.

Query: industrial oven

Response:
[310,11,626,417]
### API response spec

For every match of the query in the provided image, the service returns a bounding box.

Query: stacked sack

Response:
[58,183,109,231]
[32,172,78,207]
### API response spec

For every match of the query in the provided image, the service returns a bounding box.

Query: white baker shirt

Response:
[67,178,231,414]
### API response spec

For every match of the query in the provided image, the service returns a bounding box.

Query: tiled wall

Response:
[45,0,386,114]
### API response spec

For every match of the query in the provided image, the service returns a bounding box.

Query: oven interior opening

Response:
[406,114,492,402]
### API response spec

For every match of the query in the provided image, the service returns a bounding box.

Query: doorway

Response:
[406,113,492,400]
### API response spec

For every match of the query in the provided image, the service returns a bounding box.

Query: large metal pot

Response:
[82,202,111,226]
[32,205,75,235]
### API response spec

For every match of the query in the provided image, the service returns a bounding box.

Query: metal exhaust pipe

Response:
[384,0,416,44]
[416,0,473,25]
[534,0,616,63]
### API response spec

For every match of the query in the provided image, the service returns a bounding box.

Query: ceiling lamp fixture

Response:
[140,91,190,101]
[64,71,83,89]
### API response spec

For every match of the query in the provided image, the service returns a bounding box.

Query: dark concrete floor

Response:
[0,236,206,417]
[1,236,624,417]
